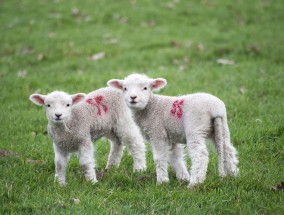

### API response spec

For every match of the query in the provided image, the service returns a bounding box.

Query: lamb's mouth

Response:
[130,101,137,105]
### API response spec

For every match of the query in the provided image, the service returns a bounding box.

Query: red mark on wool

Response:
[86,96,108,116]
[170,99,184,119]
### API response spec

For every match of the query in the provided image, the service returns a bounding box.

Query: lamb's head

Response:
[29,91,86,123]
[107,74,167,110]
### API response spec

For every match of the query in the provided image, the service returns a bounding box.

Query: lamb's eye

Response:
[124,87,127,91]
[66,104,70,107]
[144,87,147,90]
[47,104,51,108]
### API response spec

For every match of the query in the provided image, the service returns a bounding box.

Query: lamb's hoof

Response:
[188,183,197,189]
[224,168,239,177]
[90,179,98,185]
[178,177,190,183]
[105,163,120,170]
[55,179,67,186]
[188,180,203,189]
[58,181,67,186]
[232,168,240,177]
[176,173,190,182]
[86,176,98,185]
[156,178,170,185]
[134,166,147,172]
[187,183,197,189]
[54,176,66,186]
[133,161,147,172]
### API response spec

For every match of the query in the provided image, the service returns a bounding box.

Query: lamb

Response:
[29,88,146,185]
[107,74,239,187]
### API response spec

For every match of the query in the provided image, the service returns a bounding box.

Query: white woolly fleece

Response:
[108,74,239,187]
[30,87,146,185]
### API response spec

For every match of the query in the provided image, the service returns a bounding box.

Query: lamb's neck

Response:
[133,94,158,120]
[48,119,72,133]
[145,93,159,111]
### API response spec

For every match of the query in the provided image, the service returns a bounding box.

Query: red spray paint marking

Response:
[86,96,108,116]
[170,99,184,119]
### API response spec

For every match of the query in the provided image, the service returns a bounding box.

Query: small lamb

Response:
[108,74,239,187]
[29,88,146,185]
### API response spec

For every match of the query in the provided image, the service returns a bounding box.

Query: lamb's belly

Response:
[167,131,186,144]
[90,128,107,142]
[165,119,186,143]
[140,123,186,144]
[56,138,81,152]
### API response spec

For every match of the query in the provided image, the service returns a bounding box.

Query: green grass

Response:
[1,0,284,214]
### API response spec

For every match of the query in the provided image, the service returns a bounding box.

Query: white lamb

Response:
[108,74,239,187]
[29,88,146,185]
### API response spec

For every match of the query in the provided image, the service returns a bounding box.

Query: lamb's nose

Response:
[130,96,137,100]
[55,114,62,118]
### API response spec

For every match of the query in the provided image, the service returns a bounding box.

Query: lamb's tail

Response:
[213,117,239,177]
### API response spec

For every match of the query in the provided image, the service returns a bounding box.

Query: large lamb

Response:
[108,74,239,187]
[29,88,146,185]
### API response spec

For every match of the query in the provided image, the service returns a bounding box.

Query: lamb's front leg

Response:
[152,141,171,184]
[78,141,97,184]
[53,143,70,186]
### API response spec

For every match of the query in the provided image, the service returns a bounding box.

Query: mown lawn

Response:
[0,0,283,214]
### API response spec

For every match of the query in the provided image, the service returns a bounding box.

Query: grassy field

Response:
[1,0,284,214]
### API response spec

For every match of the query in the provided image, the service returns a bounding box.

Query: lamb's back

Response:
[138,93,226,143]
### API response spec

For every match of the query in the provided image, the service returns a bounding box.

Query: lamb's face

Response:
[44,92,73,123]
[107,74,167,111]
[122,78,152,110]
[29,91,86,124]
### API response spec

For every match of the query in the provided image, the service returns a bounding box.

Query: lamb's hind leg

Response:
[105,135,124,169]
[78,141,97,184]
[186,134,209,188]
[170,144,190,182]
[223,122,239,176]
[117,122,146,172]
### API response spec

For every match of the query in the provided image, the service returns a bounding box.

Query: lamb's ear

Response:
[150,78,167,91]
[107,79,124,91]
[29,94,46,106]
[71,93,86,105]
